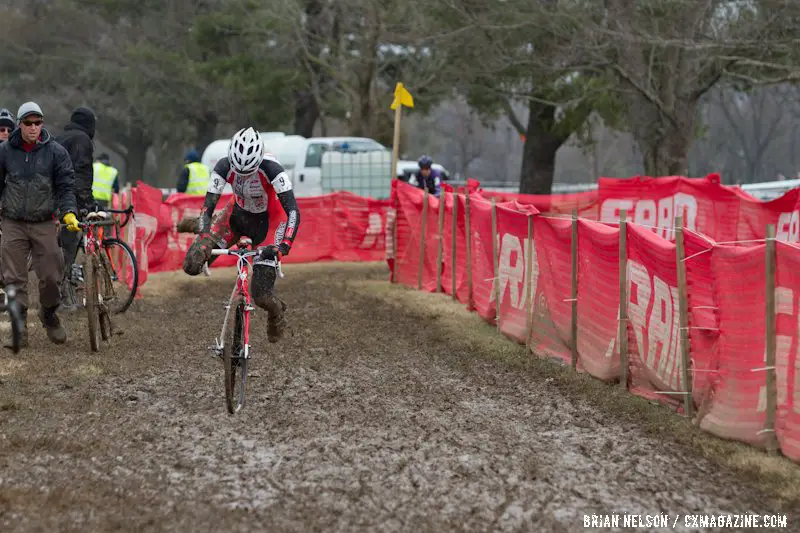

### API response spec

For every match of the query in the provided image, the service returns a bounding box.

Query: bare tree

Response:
[562,0,800,176]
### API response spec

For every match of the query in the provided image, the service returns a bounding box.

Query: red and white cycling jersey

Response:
[208,154,292,214]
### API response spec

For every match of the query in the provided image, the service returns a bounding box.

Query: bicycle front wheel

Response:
[100,238,139,314]
[223,296,248,414]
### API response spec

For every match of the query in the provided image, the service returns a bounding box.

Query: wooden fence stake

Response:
[436,192,445,293]
[391,206,398,284]
[618,209,629,390]
[764,224,779,455]
[491,198,501,330]
[465,192,473,310]
[570,209,578,370]
[451,192,458,299]
[417,191,428,290]
[525,214,534,349]
[675,216,694,418]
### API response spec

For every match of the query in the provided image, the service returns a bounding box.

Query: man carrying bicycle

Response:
[182,127,300,343]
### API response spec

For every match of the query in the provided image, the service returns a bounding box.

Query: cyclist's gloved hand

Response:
[62,212,80,232]
[278,242,290,258]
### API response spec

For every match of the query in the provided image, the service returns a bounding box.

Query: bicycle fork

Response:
[209,280,254,362]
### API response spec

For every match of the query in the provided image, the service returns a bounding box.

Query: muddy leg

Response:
[252,248,287,343]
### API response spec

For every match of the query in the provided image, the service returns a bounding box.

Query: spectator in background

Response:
[0,102,79,348]
[0,108,13,290]
[92,153,119,209]
[55,107,97,311]
[0,108,14,143]
[176,149,210,195]
[408,155,442,197]
[54,107,96,211]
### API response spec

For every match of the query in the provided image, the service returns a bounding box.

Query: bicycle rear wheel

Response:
[223,295,248,414]
[100,238,139,314]
[84,255,102,352]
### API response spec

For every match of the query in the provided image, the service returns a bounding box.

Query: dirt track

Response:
[0,262,796,532]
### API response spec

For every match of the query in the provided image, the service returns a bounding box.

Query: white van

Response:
[200,134,445,197]
[201,135,388,197]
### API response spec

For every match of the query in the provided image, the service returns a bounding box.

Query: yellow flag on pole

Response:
[390,82,414,110]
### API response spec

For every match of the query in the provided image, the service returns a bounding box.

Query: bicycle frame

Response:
[210,243,283,361]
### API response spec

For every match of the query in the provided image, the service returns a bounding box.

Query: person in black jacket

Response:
[0,102,80,348]
[54,107,96,310]
[0,108,14,143]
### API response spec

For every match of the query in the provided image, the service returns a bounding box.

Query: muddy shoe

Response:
[176,216,200,234]
[267,300,288,343]
[39,306,67,345]
[183,236,215,276]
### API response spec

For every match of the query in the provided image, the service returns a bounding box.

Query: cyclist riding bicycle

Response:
[181,127,300,343]
[408,155,442,197]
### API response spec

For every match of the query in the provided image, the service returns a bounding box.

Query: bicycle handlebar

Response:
[210,246,272,257]
[94,205,134,228]
[78,218,117,228]
[210,246,283,274]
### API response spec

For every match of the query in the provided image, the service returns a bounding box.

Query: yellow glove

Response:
[62,212,80,232]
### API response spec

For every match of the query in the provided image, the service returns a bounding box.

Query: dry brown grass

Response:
[353,278,800,507]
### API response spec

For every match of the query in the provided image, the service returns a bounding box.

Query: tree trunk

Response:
[632,101,696,176]
[519,99,569,195]
[124,128,151,186]
[194,111,217,155]
[293,89,319,137]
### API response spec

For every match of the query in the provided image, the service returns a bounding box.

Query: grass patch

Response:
[72,363,104,379]
[352,279,800,507]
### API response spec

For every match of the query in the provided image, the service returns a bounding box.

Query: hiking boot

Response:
[39,306,67,344]
[4,307,28,350]
[267,299,288,343]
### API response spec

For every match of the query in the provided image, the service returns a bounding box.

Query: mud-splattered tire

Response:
[85,255,101,352]
[100,238,139,314]
[223,296,248,414]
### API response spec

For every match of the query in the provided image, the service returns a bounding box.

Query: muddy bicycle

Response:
[74,208,138,351]
[63,206,139,316]
[208,224,285,414]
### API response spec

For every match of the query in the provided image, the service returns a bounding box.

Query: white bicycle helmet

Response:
[228,127,263,173]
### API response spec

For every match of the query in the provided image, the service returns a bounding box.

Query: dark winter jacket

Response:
[0,127,77,222]
[54,108,95,210]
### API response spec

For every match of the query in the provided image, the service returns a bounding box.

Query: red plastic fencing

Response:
[482,173,800,244]
[388,179,800,462]
[113,181,392,288]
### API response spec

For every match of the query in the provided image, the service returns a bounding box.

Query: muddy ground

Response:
[0,262,796,532]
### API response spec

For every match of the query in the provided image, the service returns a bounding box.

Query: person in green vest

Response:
[92,153,119,209]
[176,149,210,195]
